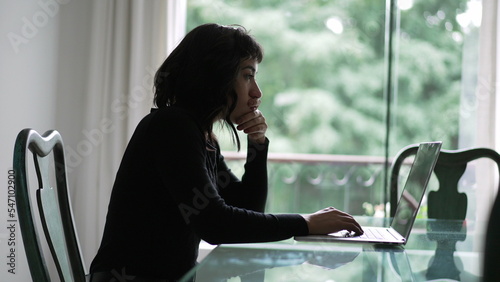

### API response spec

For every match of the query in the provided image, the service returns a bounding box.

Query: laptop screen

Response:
[390,142,442,238]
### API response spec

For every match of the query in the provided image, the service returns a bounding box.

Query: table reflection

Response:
[181,218,482,282]
[197,245,360,280]
[425,220,468,280]
[190,244,417,282]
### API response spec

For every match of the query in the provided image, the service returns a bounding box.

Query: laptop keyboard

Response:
[360,228,393,240]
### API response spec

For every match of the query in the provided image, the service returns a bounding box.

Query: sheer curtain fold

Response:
[475,0,499,249]
[478,1,499,187]
[71,0,167,267]
[477,0,498,150]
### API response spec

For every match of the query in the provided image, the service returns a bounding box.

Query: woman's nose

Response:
[251,81,262,98]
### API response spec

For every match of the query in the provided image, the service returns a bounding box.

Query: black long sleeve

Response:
[90,106,308,280]
[217,139,269,212]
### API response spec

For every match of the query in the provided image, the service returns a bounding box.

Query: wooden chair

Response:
[390,144,500,220]
[13,129,86,282]
[389,144,500,280]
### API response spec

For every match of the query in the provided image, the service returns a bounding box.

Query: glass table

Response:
[180,217,484,281]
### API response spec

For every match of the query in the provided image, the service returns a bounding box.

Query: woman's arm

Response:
[218,107,269,211]
[152,109,361,244]
[152,109,307,244]
[217,137,269,212]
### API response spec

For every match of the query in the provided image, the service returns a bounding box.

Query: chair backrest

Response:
[13,129,86,282]
[389,144,500,220]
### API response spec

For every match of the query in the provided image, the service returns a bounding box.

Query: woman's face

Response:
[230,58,262,124]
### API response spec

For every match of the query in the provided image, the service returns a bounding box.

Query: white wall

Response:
[0,0,92,280]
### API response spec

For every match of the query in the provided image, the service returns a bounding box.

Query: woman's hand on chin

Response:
[235,110,267,144]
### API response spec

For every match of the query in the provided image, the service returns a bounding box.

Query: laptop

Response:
[295,141,442,245]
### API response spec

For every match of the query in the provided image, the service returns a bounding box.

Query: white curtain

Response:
[475,0,499,248]
[477,1,498,150]
[69,0,171,267]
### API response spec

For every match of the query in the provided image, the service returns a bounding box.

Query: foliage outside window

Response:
[186,0,480,216]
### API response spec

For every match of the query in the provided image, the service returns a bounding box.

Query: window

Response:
[186,0,481,216]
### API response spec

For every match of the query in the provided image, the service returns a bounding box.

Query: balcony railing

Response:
[222,151,390,216]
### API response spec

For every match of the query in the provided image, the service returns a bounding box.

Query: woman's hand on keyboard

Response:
[301,207,364,236]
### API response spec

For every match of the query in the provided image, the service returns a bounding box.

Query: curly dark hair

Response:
[153,23,263,150]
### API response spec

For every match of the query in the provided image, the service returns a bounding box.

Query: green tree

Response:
[187,0,474,215]
[187,0,469,156]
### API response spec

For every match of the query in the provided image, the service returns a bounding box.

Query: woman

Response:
[89,23,363,281]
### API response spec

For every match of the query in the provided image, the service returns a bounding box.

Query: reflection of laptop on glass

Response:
[295,141,442,245]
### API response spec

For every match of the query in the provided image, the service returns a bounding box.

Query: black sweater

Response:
[89,106,308,280]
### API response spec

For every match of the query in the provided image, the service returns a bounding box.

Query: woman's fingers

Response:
[236,110,265,129]
[235,110,268,143]
[302,207,364,235]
